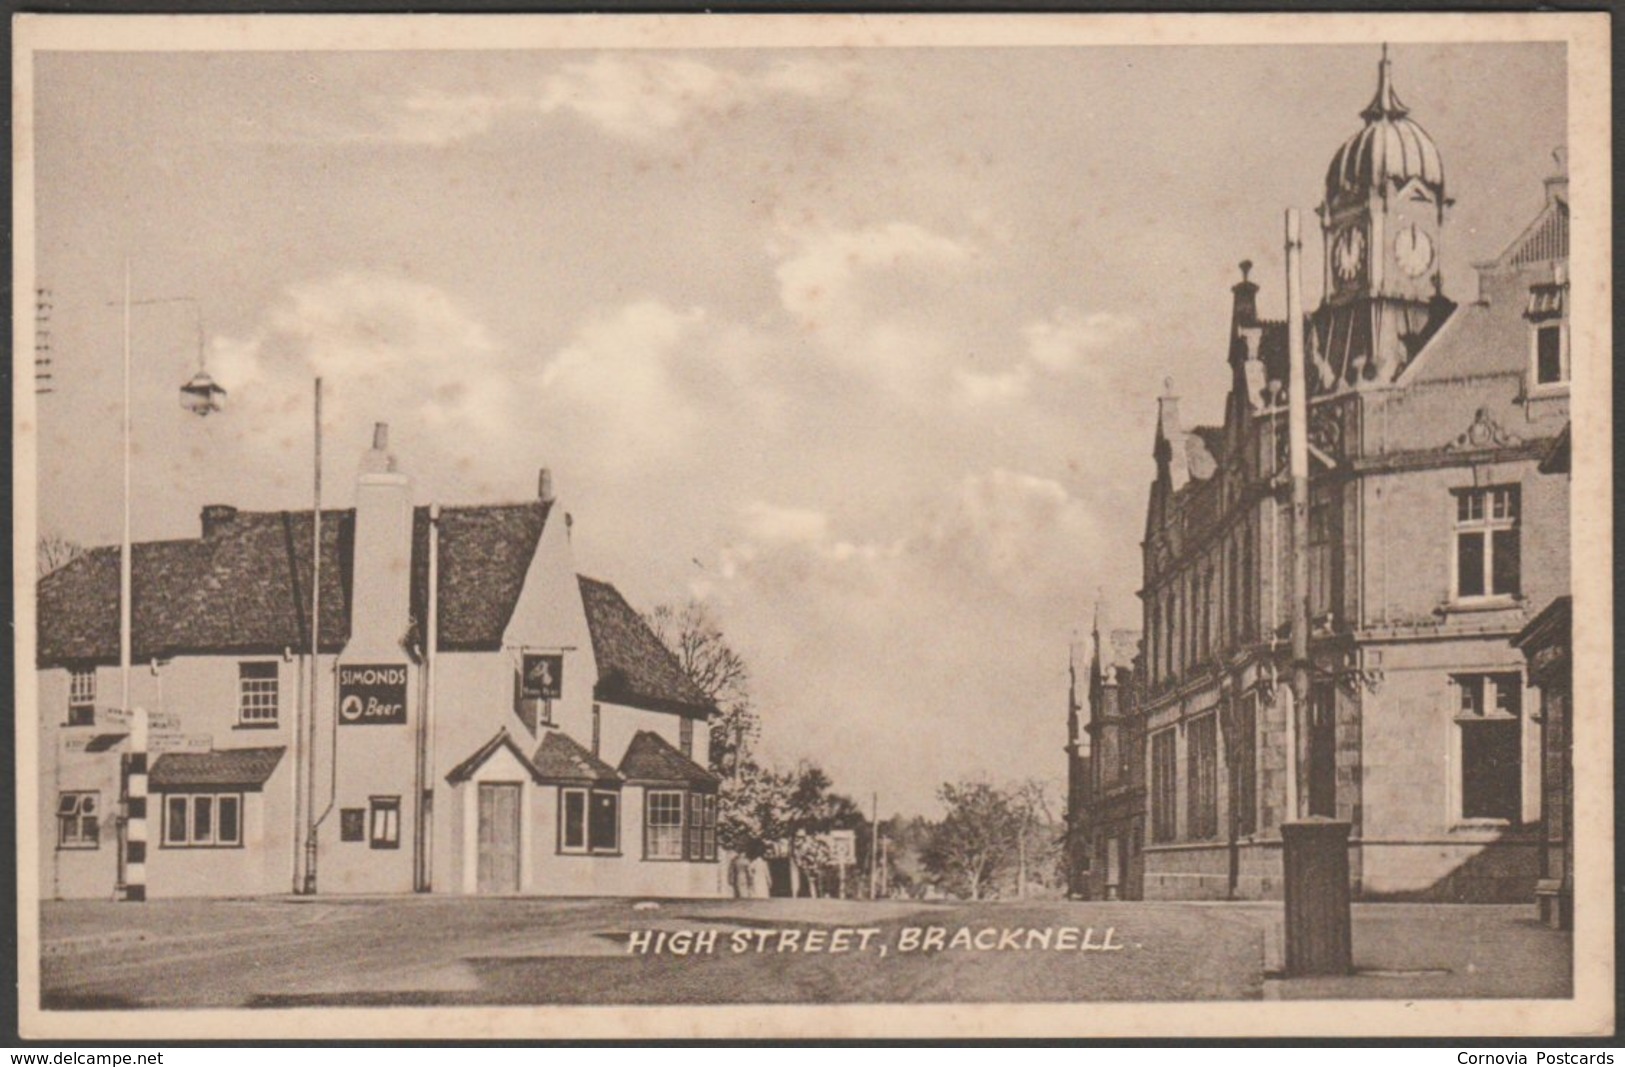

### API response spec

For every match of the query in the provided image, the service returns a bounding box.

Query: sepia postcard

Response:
[11,11,1613,1041]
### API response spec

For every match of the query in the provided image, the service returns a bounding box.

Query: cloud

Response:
[316,55,863,148]
[537,300,709,459]
[952,364,1032,405]
[387,89,510,146]
[537,55,749,142]
[759,57,862,99]
[774,221,974,328]
[706,469,1109,811]
[740,502,831,545]
[912,469,1101,594]
[1023,307,1139,373]
[210,273,509,438]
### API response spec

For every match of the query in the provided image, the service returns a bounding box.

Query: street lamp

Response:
[112,266,223,902]
[178,370,226,417]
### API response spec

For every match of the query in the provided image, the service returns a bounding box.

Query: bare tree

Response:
[645,599,759,775]
[1009,778,1061,899]
[37,533,83,577]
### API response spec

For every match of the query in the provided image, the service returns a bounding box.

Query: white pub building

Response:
[38,426,725,899]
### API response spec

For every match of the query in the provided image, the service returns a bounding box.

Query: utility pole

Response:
[301,378,323,895]
[1281,206,1352,977]
[868,791,880,899]
[1285,209,1309,822]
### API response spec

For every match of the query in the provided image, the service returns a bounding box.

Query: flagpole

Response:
[120,259,132,728]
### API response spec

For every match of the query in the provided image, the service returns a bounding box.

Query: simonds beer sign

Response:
[338,663,408,726]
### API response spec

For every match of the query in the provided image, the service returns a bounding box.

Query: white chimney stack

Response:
[351,422,413,657]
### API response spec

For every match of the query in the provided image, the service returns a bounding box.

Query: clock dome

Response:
[1324,47,1444,210]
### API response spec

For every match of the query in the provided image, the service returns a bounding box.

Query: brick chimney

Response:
[538,467,555,504]
[200,504,238,538]
[350,422,413,657]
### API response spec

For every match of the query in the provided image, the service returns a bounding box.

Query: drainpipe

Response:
[415,504,440,891]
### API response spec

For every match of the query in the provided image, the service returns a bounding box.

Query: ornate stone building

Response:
[1133,50,1570,902]
[1064,611,1144,901]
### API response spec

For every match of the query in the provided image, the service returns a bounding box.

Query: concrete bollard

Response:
[1281,819,1352,976]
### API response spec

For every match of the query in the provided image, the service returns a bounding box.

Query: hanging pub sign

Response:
[337,663,408,726]
[520,653,564,701]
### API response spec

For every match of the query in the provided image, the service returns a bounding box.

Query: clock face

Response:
[1394,224,1434,277]
[1333,226,1366,283]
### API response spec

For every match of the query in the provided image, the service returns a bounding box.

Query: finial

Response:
[1360,42,1409,122]
[1239,259,1253,282]
[1162,375,1175,396]
[1552,145,1567,174]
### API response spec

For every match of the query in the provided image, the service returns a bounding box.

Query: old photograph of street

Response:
[13,13,1612,1040]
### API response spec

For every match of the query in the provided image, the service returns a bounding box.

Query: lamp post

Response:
[113,263,224,903]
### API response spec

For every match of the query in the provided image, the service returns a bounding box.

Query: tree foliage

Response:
[648,599,874,896]
[922,779,1021,901]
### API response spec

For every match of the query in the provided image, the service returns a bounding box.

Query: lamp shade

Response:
[178,370,226,416]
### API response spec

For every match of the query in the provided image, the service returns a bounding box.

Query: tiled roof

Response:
[37,510,352,665]
[618,729,719,788]
[1504,199,1568,268]
[532,730,620,783]
[446,728,621,786]
[408,502,551,652]
[150,746,285,791]
[1400,272,1544,387]
[38,497,714,726]
[444,730,540,786]
[578,577,715,718]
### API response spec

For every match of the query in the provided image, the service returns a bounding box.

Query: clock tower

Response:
[1317,46,1451,384]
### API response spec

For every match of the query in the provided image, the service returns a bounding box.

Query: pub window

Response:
[238,661,280,726]
[369,796,400,849]
[1150,729,1178,844]
[340,808,366,843]
[68,668,96,727]
[679,718,694,758]
[162,792,243,848]
[56,791,100,849]
[1456,674,1523,821]
[1454,487,1520,600]
[1187,713,1219,840]
[687,793,718,862]
[644,790,685,860]
[590,790,620,853]
[560,788,621,854]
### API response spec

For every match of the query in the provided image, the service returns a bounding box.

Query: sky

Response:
[27,38,1566,815]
